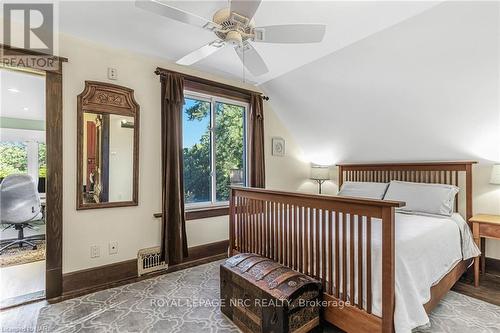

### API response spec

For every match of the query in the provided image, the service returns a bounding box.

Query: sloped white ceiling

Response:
[262,1,500,164]
[58,1,439,84]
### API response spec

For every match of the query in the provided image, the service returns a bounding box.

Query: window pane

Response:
[38,142,46,178]
[182,97,211,204]
[0,141,28,178]
[215,101,246,202]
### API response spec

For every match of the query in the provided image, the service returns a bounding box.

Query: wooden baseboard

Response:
[61,240,229,299]
[485,257,500,274]
[186,240,229,261]
[62,259,137,296]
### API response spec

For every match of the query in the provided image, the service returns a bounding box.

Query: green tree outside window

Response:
[183,98,246,204]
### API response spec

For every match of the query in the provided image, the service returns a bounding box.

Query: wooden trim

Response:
[153,206,230,220]
[232,186,404,208]
[486,256,500,271]
[62,259,137,295]
[1,43,67,75]
[186,206,229,220]
[155,67,260,102]
[45,71,64,299]
[337,161,477,168]
[323,293,382,333]
[61,240,228,298]
[76,81,140,210]
[1,45,65,302]
[381,207,395,333]
[186,240,229,261]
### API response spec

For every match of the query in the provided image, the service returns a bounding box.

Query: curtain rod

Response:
[154,67,268,100]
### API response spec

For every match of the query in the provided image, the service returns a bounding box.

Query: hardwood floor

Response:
[452,261,500,306]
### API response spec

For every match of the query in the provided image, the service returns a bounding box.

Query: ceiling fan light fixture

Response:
[136,0,326,77]
[226,30,243,45]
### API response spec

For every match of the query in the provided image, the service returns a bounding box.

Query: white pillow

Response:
[338,181,389,199]
[383,181,459,216]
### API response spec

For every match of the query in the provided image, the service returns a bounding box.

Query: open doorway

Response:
[0,67,46,307]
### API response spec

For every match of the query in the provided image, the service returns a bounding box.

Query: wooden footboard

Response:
[229,187,404,333]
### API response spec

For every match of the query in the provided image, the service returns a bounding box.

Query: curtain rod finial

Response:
[263,96,269,101]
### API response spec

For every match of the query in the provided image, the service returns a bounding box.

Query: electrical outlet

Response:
[107,67,117,80]
[109,241,118,255]
[90,245,100,258]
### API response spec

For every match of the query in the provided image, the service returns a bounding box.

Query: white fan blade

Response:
[135,0,220,30]
[177,41,226,65]
[254,24,326,43]
[235,43,268,76]
[230,0,262,20]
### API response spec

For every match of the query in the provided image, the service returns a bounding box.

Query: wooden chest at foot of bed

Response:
[220,253,322,333]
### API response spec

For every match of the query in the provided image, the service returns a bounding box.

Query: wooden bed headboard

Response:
[337,161,477,222]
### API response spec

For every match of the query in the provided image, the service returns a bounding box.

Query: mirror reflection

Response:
[82,112,134,204]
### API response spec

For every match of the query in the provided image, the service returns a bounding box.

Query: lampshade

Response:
[490,164,500,185]
[310,165,330,180]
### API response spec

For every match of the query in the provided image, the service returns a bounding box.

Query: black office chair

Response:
[0,174,42,253]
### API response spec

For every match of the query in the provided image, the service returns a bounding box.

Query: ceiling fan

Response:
[135,0,326,76]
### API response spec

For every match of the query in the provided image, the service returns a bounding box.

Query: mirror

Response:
[77,81,139,209]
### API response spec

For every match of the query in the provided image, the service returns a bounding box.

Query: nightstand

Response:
[469,214,500,287]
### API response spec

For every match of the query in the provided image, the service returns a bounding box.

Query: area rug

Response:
[36,260,500,333]
[0,239,46,268]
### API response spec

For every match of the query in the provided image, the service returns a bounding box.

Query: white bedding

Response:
[345,212,480,332]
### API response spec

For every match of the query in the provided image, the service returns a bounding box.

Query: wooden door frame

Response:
[1,44,67,300]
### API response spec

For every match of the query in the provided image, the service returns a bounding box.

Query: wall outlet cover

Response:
[108,67,117,80]
[109,241,118,255]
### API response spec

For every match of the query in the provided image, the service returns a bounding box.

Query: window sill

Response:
[186,206,229,220]
[153,206,229,221]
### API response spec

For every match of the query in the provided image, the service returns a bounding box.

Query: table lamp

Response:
[310,164,330,194]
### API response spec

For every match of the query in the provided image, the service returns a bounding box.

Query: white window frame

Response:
[183,90,249,210]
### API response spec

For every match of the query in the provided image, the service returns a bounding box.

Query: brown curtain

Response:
[249,93,266,188]
[160,73,188,265]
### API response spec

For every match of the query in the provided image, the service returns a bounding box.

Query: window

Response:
[0,141,28,177]
[0,141,46,191]
[38,142,46,178]
[182,91,247,207]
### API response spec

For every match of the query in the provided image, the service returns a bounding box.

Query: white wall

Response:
[264,103,311,192]
[262,1,500,258]
[59,34,268,273]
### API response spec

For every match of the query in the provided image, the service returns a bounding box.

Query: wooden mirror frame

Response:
[77,81,139,210]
